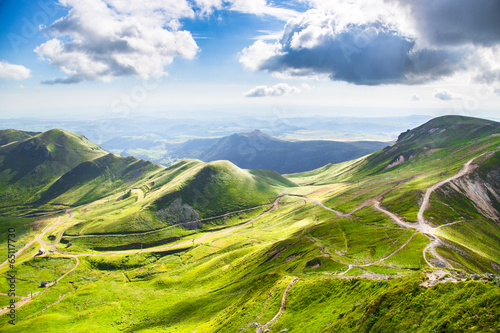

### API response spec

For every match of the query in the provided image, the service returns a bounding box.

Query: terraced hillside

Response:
[1,116,500,332]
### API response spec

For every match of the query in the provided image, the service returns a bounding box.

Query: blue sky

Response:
[0,0,499,120]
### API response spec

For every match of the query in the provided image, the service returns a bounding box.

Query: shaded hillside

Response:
[0,129,38,146]
[36,153,163,207]
[0,129,107,211]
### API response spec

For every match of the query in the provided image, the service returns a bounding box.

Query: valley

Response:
[1,115,500,332]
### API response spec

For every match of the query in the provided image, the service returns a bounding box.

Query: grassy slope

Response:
[2,196,499,332]
[0,129,107,213]
[287,116,500,272]
[57,159,295,244]
[2,116,500,332]
[0,129,37,146]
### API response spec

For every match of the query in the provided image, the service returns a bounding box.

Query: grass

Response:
[2,116,500,331]
[0,256,75,298]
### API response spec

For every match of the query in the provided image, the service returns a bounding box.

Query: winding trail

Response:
[417,154,486,268]
[417,155,484,233]
[0,210,73,270]
[256,277,299,333]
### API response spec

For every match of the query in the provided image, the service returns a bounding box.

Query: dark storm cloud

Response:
[245,21,469,85]
[391,0,500,46]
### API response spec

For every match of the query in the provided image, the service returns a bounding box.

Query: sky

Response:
[0,0,499,120]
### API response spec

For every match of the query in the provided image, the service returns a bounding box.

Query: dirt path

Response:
[417,155,484,233]
[300,197,346,217]
[373,201,419,230]
[0,255,80,317]
[423,235,453,269]
[63,204,268,239]
[433,220,465,230]
[359,230,419,267]
[56,197,283,257]
[256,277,299,333]
[415,154,487,268]
[0,210,73,270]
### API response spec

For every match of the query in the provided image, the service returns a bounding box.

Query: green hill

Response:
[36,153,163,207]
[151,160,295,218]
[0,129,38,146]
[0,129,107,213]
[287,115,500,273]
[62,159,295,241]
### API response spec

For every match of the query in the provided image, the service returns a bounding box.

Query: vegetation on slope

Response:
[150,160,294,218]
[0,129,107,213]
[0,129,37,146]
[1,115,500,332]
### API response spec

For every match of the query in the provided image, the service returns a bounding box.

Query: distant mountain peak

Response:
[239,129,270,138]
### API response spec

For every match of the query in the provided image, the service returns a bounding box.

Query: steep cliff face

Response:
[448,175,500,224]
[425,151,500,226]
[423,150,500,273]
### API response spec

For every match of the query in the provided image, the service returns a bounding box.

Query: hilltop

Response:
[0,129,39,146]
[0,129,296,251]
[0,129,107,213]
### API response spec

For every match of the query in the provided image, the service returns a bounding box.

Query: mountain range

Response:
[1,115,500,332]
[120,129,388,173]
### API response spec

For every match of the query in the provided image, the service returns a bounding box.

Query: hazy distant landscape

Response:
[1,0,500,332]
[1,115,433,172]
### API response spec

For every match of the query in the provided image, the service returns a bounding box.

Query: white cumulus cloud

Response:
[434,89,462,101]
[244,83,300,97]
[35,0,201,84]
[230,0,299,21]
[0,61,31,80]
